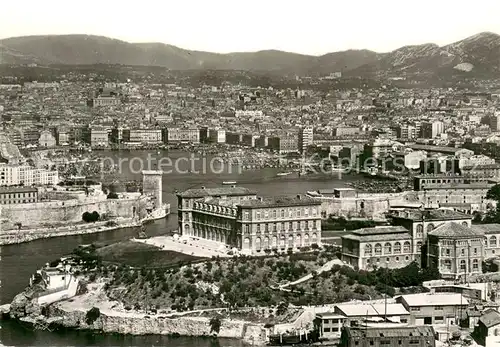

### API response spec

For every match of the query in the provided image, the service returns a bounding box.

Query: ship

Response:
[222,181,237,185]
[276,172,293,177]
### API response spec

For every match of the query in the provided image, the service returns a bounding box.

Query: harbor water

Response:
[0,150,354,346]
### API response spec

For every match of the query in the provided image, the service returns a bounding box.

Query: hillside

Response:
[1,32,499,78]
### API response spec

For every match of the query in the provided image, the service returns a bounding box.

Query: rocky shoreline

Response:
[0,209,168,246]
[4,291,267,345]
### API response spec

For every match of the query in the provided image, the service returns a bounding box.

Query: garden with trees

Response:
[74,243,438,315]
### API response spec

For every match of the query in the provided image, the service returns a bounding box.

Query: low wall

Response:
[47,306,267,343]
[37,277,79,306]
[1,194,148,228]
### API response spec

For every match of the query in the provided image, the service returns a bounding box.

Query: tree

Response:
[107,192,119,199]
[487,184,500,201]
[82,212,92,223]
[91,211,100,222]
[209,316,222,335]
[85,307,100,325]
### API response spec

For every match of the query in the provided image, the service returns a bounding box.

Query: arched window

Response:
[427,224,435,233]
[394,242,401,254]
[490,236,497,247]
[255,237,262,251]
[384,243,392,254]
[460,260,466,272]
[417,241,422,252]
[416,224,423,238]
[365,244,373,256]
[375,243,382,255]
[462,222,468,227]
[403,241,411,253]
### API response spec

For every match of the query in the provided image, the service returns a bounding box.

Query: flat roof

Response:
[177,186,257,198]
[238,195,321,208]
[397,293,469,307]
[0,186,37,193]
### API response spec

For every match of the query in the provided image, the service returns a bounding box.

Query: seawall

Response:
[0,205,169,246]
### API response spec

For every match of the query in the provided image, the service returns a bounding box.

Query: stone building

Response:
[38,130,56,148]
[427,223,484,280]
[177,187,322,254]
[473,224,500,258]
[341,226,414,270]
[390,209,472,264]
[413,175,495,213]
[342,209,475,271]
[339,326,435,347]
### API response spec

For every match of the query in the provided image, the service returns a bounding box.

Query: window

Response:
[281,209,285,218]
[490,236,497,247]
[381,341,391,345]
[324,327,331,332]
[401,319,407,324]
[417,241,422,252]
[403,241,411,253]
[394,242,401,254]
[435,306,443,310]
[384,243,392,254]
[257,224,260,232]
[473,259,479,270]
[375,243,382,255]
[460,260,466,271]
[410,307,420,311]
[416,224,423,238]
[365,244,373,256]
[409,341,420,345]
[427,224,435,232]
[370,341,374,346]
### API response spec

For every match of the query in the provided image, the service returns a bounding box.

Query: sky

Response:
[1,0,500,56]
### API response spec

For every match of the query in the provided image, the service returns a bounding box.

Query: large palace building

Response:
[177,186,322,255]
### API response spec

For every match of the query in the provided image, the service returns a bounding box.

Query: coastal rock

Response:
[9,288,42,319]
[47,305,266,342]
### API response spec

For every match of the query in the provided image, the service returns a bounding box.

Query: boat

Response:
[276,172,293,177]
[222,181,237,185]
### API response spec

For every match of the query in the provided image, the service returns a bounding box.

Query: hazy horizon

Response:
[2,0,500,56]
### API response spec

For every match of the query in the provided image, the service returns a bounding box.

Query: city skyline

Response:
[2,0,500,55]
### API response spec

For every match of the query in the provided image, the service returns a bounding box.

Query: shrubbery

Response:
[82,211,100,222]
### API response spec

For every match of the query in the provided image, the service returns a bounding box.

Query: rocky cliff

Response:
[44,305,266,343]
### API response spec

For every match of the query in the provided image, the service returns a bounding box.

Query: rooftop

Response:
[428,222,484,238]
[472,224,500,235]
[334,303,409,317]
[177,186,257,198]
[409,144,469,154]
[397,293,469,307]
[238,195,321,208]
[345,326,435,339]
[0,186,38,193]
[479,309,500,328]
[342,226,411,242]
[390,209,471,221]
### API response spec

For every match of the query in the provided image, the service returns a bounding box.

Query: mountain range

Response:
[1,32,499,78]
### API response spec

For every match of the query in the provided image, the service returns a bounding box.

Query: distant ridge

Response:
[1,32,500,78]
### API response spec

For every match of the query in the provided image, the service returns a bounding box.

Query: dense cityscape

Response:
[2,27,500,347]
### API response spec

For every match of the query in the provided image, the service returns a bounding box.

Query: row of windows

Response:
[248,221,319,233]
[364,242,416,256]
[0,192,36,198]
[440,247,479,256]
[248,207,318,220]
[441,259,480,270]
[367,256,410,264]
